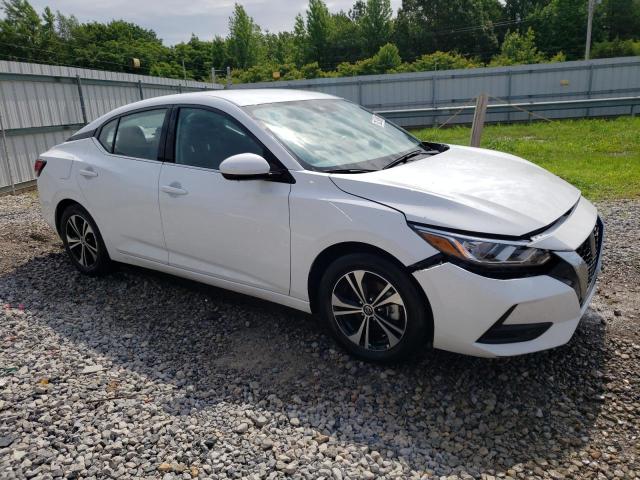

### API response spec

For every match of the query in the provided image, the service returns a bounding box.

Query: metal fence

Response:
[0,60,222,190]
[232,56,640,127]
[2,57,640,191]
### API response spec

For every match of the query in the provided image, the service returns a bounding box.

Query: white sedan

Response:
[36,89,603,361]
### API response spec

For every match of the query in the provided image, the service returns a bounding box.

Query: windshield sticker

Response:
[371,114,386,127]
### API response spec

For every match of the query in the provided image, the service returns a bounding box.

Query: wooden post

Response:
[470,93,488,148]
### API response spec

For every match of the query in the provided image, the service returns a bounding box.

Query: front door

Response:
[158,107,291,294]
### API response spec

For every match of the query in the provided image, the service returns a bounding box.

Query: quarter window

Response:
[98,118,118,152]
[113,109,167,160]
[175,108,266,170]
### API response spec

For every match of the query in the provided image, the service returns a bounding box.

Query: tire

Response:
[317,253,430,362]
[59,204,112,276]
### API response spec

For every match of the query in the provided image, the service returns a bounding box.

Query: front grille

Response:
[575,217,603,288]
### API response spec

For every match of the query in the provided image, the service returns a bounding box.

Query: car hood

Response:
[330,144,580,237]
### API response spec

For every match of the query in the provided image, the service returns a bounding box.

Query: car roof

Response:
[74,89,337,136]
[196,88,337,106]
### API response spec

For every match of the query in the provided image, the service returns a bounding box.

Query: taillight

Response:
[34,159,47,177]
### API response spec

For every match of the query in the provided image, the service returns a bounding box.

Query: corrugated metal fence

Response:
[2,57,640,191]
[0,61,222,190]
[232,56,640,127]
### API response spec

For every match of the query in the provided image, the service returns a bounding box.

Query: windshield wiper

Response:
[325,168,376,174]
[383,149,425,170]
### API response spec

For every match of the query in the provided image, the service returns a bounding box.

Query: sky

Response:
[29,0,404,45]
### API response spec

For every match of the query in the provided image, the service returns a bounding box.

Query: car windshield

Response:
[244,99,424,172]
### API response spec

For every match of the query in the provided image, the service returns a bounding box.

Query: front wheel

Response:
[317,253,430,362]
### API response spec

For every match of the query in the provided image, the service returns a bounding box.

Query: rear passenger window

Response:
[113,109,167,160]
[98,118,118,152]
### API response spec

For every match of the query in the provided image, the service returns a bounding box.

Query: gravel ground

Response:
[0,191,638,480]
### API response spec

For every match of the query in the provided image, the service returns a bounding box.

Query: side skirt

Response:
[117,252,312,314]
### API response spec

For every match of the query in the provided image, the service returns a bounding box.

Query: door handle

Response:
[79,168,98,178]
[161,184,188,196]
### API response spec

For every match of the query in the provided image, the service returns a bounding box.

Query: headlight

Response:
[410,224,551,267]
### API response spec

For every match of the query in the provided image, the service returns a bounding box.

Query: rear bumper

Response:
[414,263,596,357]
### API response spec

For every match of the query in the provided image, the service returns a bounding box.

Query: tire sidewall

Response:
[318,253,429,362]
[60,205,111,276]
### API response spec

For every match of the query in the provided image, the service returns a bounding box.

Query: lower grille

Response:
[575,217,604,289]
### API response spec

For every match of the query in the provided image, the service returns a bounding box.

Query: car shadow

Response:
[0,252,607,475]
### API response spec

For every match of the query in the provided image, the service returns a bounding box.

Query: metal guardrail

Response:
[375,96,640,125]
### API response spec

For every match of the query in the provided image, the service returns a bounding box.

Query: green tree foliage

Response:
[329,11,363,66]
[394,0,501,61]
[228,3,261,69]
[531,0,589,58]
[597,0,640,41]
[490,28,547,65]
[358,0,393,55]
[0,0,45,61]
[292,13,308,67]
[1,0,640,83]
[306,0,333,67]
[502,0,548,22]
[397,50,482,72]
[592,37,640,58]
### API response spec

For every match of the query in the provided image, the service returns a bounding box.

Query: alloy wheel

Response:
[331,270,407,351]
[65,214,99,268]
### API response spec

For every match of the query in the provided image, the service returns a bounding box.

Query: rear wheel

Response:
[317,253,429,362]
[60,204,111,276]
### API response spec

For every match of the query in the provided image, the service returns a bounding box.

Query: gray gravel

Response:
[1,191,639,480]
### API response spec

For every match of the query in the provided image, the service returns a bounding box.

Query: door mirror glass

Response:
[219,153,271,180]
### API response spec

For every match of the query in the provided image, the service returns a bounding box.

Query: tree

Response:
[358,0,393,55]
[592,37,640,58]
[329,11,363,65]
[394,0,501,61]
[306,0,333,67]
[0,0,43,61]
[490,28,546,65]
[502,0,548,22]
[371,42,401,71]
[531,0,589,59]
[349,0,367,21]
[597,0,640,41]
[211,35,230,70]
[66,20,168,73]
[228,3,261,69]
[292,13,308,67]
[398,50,482,72]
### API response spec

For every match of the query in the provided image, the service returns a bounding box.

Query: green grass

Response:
[411,117,640,201]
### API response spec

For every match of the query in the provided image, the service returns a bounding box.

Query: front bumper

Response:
[413,205,603,358]
[414,263,597,357]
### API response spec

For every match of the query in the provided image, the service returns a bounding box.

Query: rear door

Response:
[75,108,169,263]
[157,106,291,294]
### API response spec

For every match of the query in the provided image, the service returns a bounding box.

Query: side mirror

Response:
[219,153,271,180]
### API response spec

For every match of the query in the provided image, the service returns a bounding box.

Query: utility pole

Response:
[585,0,596,60]
[182,59,187,80]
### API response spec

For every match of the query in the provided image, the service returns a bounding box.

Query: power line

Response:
[0,40,155,74]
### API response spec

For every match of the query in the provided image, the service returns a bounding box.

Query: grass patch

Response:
[411,117,640,201]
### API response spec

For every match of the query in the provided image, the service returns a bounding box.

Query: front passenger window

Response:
[114,109,167,160]
[175,108,266,170]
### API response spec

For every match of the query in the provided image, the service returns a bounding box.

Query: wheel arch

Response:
[54,198,89,236]
[307,241,434,345]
